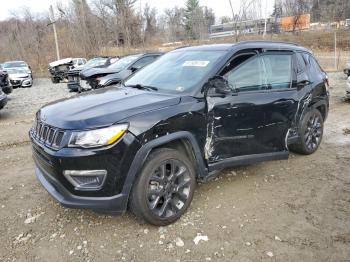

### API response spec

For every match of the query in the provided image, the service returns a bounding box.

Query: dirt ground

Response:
[0,74,349,262]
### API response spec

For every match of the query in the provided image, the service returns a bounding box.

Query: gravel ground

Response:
[0,73,349,262]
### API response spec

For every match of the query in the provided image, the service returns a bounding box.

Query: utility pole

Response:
[228,0,236,40]
[49,5,60,60]
[228,0,234,20]
[334,31,337,70]
[263,0,267,37]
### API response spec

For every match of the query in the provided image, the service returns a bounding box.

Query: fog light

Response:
[63,170,107,190]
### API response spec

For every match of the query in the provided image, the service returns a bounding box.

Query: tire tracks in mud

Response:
[0,140,31,150]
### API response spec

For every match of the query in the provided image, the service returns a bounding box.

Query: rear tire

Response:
[130,148,196,226]
[289,109,324,155]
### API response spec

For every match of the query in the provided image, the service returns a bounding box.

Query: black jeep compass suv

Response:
[30,41,329,225]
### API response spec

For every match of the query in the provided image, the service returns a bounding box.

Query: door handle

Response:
[297,80,311,89]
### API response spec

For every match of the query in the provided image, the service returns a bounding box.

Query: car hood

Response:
[98,70,132,86]
[9,73,29,79]
[5,67,30,72]
[69,63,105,74]
[38,87,180,130]
[80,67,122,78]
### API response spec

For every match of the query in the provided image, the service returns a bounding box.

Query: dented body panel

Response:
[30,41,329,214]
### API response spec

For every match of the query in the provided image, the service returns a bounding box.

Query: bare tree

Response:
[164,7,186,42]
[230,0,258,41]
[143,3,157,44]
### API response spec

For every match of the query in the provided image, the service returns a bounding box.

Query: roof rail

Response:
[236,40,300,46]
[173,45,191,50]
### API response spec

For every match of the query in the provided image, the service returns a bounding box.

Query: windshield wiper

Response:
[126,84,158,91]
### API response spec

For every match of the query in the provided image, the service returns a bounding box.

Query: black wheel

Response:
[130,148,196,226]
[51,77,59,84]
[290,109,323,155]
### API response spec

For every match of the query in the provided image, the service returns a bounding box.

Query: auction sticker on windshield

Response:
[182,60,210,67]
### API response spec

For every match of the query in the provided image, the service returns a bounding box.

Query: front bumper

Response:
[35,166,127,214]
[10,78,32,87]
[30,130,141,213]
[67,81,81,91]
[21,78,33,87]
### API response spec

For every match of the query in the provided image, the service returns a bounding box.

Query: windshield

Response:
[3,62,27,68]
[108,55,141,70]
[124,50,226,92]
[85,58,108,67]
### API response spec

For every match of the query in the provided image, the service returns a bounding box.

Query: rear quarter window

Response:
[296,53,307,74]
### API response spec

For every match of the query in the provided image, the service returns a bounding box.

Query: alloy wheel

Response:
[304,113,322,151]
[147,159,191,218]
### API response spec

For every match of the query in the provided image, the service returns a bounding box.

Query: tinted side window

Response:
[132,56,157,69]
[224,55,265,92]
[262,53,292,89]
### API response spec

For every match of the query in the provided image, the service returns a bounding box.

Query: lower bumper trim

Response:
[35,166,128,214]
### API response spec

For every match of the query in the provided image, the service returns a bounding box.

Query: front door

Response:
[206,50,299,167]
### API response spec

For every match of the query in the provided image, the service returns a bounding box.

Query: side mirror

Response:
[207,76,232,96]
[130,66,140,73]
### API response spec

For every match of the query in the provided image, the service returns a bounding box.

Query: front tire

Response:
[290,109,324,155]
[51,77,59,84]
[130,148,196,226]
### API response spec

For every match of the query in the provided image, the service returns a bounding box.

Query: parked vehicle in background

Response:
[0,70,13,94]
[0,89,7,110]
[344,59,350,76]
[345,19,350,27]
[6,68,33,88]
[48,58,86,83]
[346,76,350,99]
[30,42,329,226]
[2,61,32,79]
[67,56,119,92]
[80,53,162,90]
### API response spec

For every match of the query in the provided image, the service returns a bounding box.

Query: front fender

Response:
[120,131,208,207]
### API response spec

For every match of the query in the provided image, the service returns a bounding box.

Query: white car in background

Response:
[3,60,32,79]
[6,68,33,88]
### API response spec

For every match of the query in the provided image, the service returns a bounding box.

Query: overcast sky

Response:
[0,0,274,22]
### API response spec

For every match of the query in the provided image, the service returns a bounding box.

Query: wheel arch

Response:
[121,131,208,207]
[310,100,328,121]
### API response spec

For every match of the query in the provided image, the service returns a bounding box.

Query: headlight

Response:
[69,124,128,148]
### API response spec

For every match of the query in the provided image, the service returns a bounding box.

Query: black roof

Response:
[173,41,310,53]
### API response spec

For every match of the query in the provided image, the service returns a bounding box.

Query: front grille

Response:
[31,120,65,149]
[68,75,80,82]
[10,80,21,85]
